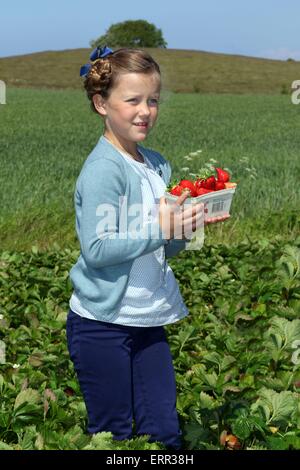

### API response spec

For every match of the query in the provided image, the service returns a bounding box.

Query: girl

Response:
[66,46,230,450]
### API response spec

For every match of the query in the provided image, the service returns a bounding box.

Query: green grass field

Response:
[0,87,299,251]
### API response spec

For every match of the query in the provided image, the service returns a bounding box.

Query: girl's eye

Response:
[149,98,159,105]
[126,98,159,105]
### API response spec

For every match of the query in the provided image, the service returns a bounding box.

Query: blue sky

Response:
[1,0,299,60]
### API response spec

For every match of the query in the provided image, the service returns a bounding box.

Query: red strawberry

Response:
[195,176,216,191]
[170,184,185,196]
[195,179,204,191]
[215,167,230,183]
[167,178,180,193]
[215,180,226,190]
[220,431,241,450]
[196,187,214,196]
[202,175,216,190]
[226,434,241,450]
[179,179,197,197]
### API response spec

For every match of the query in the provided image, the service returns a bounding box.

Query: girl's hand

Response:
[159,191,205,240]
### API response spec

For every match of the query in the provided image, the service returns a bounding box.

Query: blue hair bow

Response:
[80,45,113,77]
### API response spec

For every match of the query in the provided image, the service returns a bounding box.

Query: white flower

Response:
[183,156,193,161]
[0,314,3,320]
[13,363,20,369]
[190,152,199,157]
[205,163,215,171]
[181,167,190,172]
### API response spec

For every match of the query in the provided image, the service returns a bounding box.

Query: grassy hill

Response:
[0,47,299,94]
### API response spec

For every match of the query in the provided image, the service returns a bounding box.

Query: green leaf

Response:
[83,432,115,450]
[265,317,300,357]
[203,352,222,369]
[0,374,4,393]
[177,325,196,353]
[19,425,38,450]
[183,423,211,449]
[232,413,253,439]
[276,245,300,280]
[0,441,14,450]
[198,391,215,410]
[14,388,41,410]
[251,303,267,318]
[251,388,297,426]
[265,436,289,450]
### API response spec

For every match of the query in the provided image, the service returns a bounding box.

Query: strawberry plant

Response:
[0,237,299,449]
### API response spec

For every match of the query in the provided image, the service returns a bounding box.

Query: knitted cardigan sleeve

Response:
[75,158,169,269]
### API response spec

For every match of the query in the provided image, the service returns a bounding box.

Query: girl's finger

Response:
[204,214,230,224]
[175,190,190,206]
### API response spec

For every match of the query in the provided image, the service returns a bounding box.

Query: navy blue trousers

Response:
[66,309,183,450]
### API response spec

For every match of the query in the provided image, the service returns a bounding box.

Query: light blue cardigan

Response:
[69,135,188,322]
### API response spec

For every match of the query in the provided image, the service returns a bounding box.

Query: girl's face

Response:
[95,72,161,152]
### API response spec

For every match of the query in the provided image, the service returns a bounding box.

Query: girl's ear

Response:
[92,94,107,116]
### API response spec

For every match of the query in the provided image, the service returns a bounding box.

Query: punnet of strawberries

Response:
[166,166,237,198]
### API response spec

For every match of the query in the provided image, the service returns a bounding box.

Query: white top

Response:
[70,144,189,327]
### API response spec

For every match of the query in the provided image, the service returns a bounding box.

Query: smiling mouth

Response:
[133,122,149,127]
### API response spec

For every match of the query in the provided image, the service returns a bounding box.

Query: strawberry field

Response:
[0,88,300,450]
[0,238,300,450]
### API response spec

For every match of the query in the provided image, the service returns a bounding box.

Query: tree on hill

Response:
[90,20,167,49]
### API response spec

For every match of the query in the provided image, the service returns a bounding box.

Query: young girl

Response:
[66,46,230,450]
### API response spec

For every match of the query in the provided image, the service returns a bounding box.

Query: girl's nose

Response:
[139,103,151,117]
